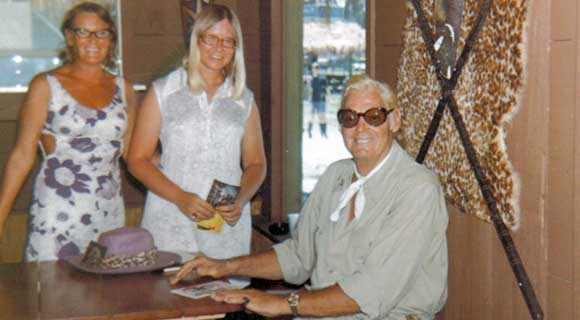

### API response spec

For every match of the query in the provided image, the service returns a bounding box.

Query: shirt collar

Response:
[356,140,402,204]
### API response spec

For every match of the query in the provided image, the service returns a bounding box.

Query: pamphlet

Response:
[197,180,240,233]
[171,280,240,300]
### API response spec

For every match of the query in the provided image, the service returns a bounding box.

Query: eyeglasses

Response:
[337,107,394,128]
[199,33,236,49]
[70,28,112,39]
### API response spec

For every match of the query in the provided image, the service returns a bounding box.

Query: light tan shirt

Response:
[274,141,448,320]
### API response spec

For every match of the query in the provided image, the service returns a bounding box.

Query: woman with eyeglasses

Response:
[128,5,266,262]
[0,2,136,261]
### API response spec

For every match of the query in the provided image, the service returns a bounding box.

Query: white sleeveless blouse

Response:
[140,68,253,259]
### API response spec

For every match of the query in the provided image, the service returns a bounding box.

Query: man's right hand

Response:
[170,256,229,285]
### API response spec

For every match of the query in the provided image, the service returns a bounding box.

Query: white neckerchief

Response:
[330,147,393,222]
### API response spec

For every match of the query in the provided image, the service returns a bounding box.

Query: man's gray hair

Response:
[341,75,397,110]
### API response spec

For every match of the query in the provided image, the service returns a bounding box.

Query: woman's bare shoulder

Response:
[27,72,51,94]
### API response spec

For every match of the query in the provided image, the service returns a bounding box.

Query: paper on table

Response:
[171,280,242,300]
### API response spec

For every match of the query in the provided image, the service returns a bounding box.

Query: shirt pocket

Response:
[348,232,375,271]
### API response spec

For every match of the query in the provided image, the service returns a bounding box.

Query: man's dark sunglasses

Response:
[337,107,394,128]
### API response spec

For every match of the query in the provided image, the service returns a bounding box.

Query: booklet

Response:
[171,280,240,300]
[197,180,240,233]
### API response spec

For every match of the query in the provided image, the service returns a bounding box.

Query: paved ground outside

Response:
[302,93,351,195]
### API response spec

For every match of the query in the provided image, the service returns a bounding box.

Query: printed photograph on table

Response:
[171,280,240,300]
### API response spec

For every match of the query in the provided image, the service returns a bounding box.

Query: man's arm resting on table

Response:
[225,249,283,280]
[290,284,360,317]
[211,283,360,318]
[172,249,284,284]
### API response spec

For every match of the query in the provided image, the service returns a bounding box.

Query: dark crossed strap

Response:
[408,0,543,318]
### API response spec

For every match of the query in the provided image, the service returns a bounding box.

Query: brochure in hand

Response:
[197,180,240,233]
[171,280,241,300]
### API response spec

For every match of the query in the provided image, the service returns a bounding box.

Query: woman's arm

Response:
[127,88,215,220]
[121,79,136,161]
[0,74,51,237]
[217,102,267,224]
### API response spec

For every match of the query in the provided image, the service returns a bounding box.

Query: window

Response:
[0,0,120,92]
[301,0,366,197]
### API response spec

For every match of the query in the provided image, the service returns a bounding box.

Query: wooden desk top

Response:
[0,260,241,320]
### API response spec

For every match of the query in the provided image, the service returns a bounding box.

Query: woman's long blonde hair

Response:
[185,4,246,99]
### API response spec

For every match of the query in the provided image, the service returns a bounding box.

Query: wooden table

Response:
[0,260,242,320]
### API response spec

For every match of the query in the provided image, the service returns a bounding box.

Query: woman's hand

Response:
[175,191,216,221]
[216,202,242,225]
[211,289,288,318]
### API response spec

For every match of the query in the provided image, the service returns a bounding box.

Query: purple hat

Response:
[64,227,181,274]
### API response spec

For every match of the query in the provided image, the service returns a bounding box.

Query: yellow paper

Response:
[197,214,225,233]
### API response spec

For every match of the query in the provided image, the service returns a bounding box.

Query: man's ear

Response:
[389,108,402,133]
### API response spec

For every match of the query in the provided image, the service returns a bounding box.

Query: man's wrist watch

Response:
[287,291,300,316]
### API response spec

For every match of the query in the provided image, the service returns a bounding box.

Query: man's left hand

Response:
[211,289,288,318]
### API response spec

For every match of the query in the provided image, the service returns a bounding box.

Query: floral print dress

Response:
[24,73,127,261]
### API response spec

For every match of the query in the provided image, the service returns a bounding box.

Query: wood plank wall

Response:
[549,0,580,318]
[370,0,580,319]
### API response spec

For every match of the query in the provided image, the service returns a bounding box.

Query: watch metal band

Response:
[287,291,300,316]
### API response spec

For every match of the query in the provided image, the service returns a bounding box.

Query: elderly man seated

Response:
[172,75,448,320]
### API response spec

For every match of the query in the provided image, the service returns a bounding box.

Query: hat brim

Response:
[64,251,181,275]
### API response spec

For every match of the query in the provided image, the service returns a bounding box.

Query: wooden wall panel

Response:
[546,0,579,318]
[551,0,577,41]
[575,0,580,316]
[121,0,184,84]
[368,0,406,88]
[548,274,574,320]
[267,0,285,222]
[369,0,551,319]
[373,0,407,46]
[0,212,27,263]
[0,93,22,121]
[547,40,576,281]
[373,45,403,88]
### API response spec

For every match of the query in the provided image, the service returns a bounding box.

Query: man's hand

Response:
[170,256,228,285]
[211,289,288,318]
[216,203,242,225]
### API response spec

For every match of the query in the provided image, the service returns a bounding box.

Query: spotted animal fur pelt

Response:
[397,0,527,229]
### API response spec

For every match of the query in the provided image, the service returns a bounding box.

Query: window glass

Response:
[0,0,119,92]
[302,0,366,196]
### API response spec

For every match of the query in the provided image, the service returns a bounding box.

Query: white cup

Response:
[288,212,300,237]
